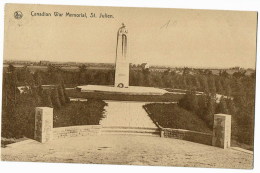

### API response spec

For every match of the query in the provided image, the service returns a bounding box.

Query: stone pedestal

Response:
[34,107,53,143]
[212,114,231,149]
[115,61,129,88]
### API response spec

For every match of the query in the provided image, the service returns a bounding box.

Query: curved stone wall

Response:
[160,128,213,145]
[53,125,102,139]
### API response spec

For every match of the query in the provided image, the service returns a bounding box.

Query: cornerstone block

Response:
[34,107,53,143]
[212,114,231,149]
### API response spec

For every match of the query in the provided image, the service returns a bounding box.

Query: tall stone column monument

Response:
[114,23,129,88]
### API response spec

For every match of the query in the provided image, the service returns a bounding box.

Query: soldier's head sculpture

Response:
[118,23,128,36]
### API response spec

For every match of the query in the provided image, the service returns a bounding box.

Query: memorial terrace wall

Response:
[35,107,231,149]
[53,125,102,139]
[160,128,213,146]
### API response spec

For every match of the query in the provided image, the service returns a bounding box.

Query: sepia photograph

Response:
[1,3,257,170]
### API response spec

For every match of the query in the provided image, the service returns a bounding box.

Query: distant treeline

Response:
[7,64,255,95]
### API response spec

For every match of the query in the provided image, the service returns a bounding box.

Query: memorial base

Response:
[77,85,168,95]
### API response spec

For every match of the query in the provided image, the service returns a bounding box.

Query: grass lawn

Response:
[53,100,107,127]
[144,103,212,133]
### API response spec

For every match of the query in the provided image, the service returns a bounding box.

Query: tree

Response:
[200,76,209,93]
[47,65,63,84]
[182,67,190,75]
[42,89,53,108]
[233,79,246,106]
[162,69,174,88]
[179,90,199,113]
[57,85,66,105]
[226,98,236,116]
[181,76,188,89]
[179,91,191,110]
[191,91,199,113]
[7,64,15,72]
[215,78,224,94]
[219,70,229,78]
[216,97,228,114]
[32,87,42,106]
[235,100,252,144]
[197,94,208,119]
[233,71,246,79]
[51,88,62,109]
[61,82,70,103]
[193,76,201,91]
[137,71,146,86]
[208,76,217,94]
[79,64,87,73]
[129,69,138,86]
[205,94,215,128]
[34,71,43,86]
[4,66,18,116]
[250,71,256,79]
[224,80,232,97]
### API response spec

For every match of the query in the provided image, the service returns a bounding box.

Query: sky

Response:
[4,4,257,68]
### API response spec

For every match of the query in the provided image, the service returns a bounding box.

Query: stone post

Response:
[34,107,53,143]
[160,128,165,138]
[212,114,231,149]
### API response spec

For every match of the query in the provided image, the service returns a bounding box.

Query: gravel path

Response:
[1,135,253,169]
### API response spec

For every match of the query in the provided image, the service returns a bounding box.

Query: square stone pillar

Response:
[34,107,53,143]
[212,114,231,149]
[160,129,165,138]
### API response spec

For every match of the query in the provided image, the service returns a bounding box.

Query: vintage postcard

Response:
[1,3,257,169]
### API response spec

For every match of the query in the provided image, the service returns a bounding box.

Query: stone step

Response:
[101,127,160,136]
[101,132,160,137]
[102,126,159,130]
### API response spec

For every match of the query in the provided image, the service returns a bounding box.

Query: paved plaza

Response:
[1,135,253,169]
[2,100,253,169]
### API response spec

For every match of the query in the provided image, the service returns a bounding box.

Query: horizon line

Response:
[3,58,256,70]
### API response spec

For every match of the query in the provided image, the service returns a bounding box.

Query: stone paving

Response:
[1,135,253,169]
[100,101,157,128]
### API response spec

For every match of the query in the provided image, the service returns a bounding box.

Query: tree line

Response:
[178,89,254,146]
[2,64,255,146]
[2,65,70,138]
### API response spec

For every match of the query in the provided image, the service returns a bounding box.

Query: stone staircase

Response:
[100,101,160,136]
[101,126,160,136]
